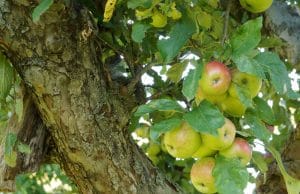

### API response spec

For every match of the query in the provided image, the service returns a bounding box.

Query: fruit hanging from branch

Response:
[201,118,236,151]
[199,61,231,96]
[239,0,273,13]
[190,157,217,194]
[220,137,252,166]
[163,122,202,159]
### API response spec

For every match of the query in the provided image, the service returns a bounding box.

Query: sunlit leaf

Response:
[244,111,271,142]
[182,62,203,101]
[253,97,275,125]
[213,155,249,194]
[255,52,299,99]
[32,0,54,23]
[167,62,188,83]
[183,100,224,135]
[150,118,182,140]
[134,99,184,117]
[230,17,262,57]
[157,16,196,63]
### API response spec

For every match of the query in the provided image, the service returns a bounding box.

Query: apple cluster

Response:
[163,119,252,193]
[196,61,262,117]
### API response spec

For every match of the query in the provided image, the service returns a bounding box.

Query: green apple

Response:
[160,135,168,153]
[202,118,236,150]
[146,142,161,156]
[134,125,149,138]
[239,0,273,13]
[229,71,262,99]
[199,61,231,96]
[163,122,202,159]
[195,85,228,105]
[148,154,160,165]
[190,157,217,194]
[192,143,216,159]
[220,95,246,117]
[220,137,252,166]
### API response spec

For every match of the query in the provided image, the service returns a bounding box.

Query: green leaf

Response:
[150,118,182,140]
[244,111,271,142]
[134,99,184,117]
[253,97,275,125]
[127,0,152,9]
[32,0,54,23]
[232,55,265,79]
[230,17,262,57]
[213,155,249,194]
[0,53,14,100]
[157,16,196,63]
[4,133,17,167]
[267,145,300,194]
[234,84,253,108]
[252,151,268,173]
[183,100,225,135]
[17,142,31,154]
[182,62,203,101]
[167,62,188,83]
[131,22,151,43]
[255,52,299,99]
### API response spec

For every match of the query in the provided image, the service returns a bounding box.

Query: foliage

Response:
[4,0,299,193]
[15,164,78,194]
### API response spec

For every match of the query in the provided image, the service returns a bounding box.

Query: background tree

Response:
[0,0,299,193]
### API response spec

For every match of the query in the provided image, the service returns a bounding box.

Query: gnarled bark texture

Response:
[0,0,299,193]
[265,1,300,68]
[0,0,181,193]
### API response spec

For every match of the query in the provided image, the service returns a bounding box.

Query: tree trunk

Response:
[0,0,299,193]
[0,1,182,193]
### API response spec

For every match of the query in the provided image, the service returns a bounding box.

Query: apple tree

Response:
[0,0,299,193]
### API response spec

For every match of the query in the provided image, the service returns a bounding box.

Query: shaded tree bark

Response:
[265,0,300,68]
[0,0,299,193]
[0,1,181,193]
[0,90,50,192]
[256,125,300,194]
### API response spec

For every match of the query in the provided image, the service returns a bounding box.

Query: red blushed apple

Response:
[219,137,252,166]
[190,157,217,193]
[199,61,231,96]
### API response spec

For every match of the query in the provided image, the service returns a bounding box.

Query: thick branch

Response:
[0,1,182,193]
[265,1,300,66]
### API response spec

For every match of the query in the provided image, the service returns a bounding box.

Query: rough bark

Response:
[0,1,182,193]
[265,1,300,67]
[0,89,50,192]
[256,125,300,194]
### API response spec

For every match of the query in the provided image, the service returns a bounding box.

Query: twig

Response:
[127,63,157,94]
[146,85,175,100]
[221,0,233,46]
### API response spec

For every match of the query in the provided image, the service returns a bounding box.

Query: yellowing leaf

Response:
[196,11,212,30]
[151,11,167,28]
[103,0,117,22]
